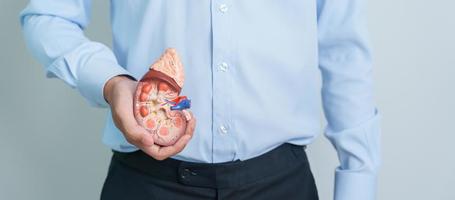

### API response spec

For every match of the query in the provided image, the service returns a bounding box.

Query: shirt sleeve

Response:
[19,0,134,108]
[316,0,382,199]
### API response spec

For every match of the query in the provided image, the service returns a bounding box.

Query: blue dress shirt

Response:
[20,1,381,199]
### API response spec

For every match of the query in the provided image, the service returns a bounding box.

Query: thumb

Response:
[140,130,155,147]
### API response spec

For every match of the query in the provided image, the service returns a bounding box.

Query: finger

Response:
[143,134,192,160]
[184,116,196,137]
[121,123,154,147]
[138,127,155,147]
[182,110,192,121]
[142,117,196,160]
[113,102,137,130]
[143,119,196,160]
[112,104,154,147]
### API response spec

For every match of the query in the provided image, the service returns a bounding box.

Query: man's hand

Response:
[103,75,196,160]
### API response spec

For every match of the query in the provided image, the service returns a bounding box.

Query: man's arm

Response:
[317,0,382,199]
[20,0,133,107]
[19,0,196,160]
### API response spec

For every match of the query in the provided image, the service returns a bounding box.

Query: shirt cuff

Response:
[334,167,378,200]
[46,42,134,108]
[325,109,382,200]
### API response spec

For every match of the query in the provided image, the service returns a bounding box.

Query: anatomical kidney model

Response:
[133,48,192,147]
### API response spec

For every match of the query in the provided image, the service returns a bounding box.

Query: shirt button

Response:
[219,4,229,13]
[219,125,229,134]
[218,62,229,72]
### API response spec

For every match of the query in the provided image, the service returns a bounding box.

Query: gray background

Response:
[1,0,454,199]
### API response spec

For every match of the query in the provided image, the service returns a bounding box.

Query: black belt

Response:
[112,142,308,189]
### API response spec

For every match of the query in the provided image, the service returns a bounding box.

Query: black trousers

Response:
[100,143,319,200]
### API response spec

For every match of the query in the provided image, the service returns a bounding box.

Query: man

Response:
[20,0,381,200]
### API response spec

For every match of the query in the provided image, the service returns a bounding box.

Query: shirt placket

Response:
[211,0,236,163]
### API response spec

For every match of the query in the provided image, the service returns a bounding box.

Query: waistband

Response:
[112,142,308,189]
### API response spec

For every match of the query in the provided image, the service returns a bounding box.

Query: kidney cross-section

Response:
[133,48,191,147]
